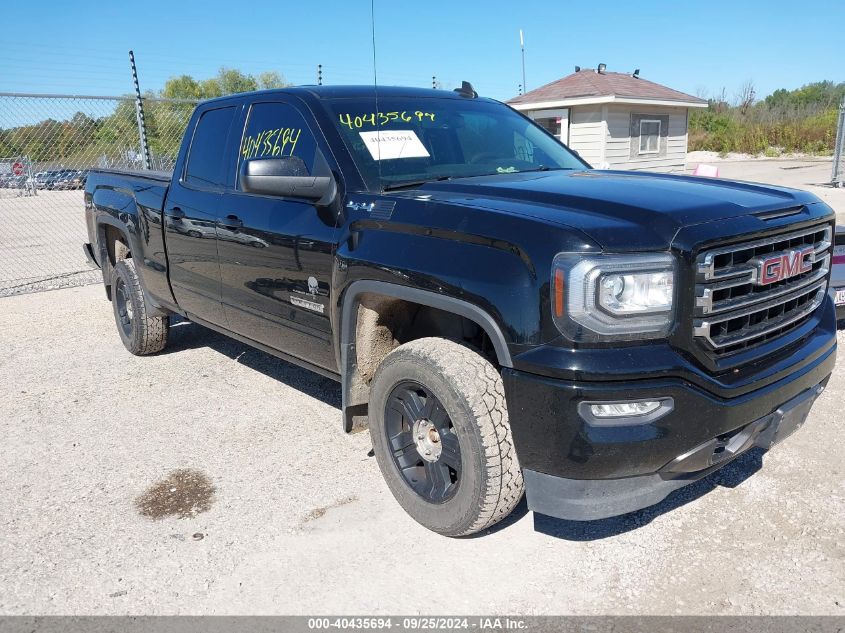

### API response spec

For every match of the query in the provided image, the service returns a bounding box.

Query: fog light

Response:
[591,401,661,418]
[579,398,674,426]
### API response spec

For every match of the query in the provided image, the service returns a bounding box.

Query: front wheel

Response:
[110,259,169,355]
[369,338,523,536]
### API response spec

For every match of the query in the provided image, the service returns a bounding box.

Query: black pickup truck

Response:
[84,84,837,536]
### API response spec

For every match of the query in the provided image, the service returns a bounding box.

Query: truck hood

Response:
[408,169,822,250]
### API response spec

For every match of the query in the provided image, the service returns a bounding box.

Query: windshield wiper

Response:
[517,165,572,173]
[382,175,452,191]
[474,165,574,178]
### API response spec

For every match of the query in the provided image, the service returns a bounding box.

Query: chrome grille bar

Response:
[693,222,832,355]
[694,286,826,349]
[696,257,830,315]
[697,225,831,281]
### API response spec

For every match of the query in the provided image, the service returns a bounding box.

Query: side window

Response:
[238,102,320,189]
[184,106,237,189]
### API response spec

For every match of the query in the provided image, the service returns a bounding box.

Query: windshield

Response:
[323,96,588,190]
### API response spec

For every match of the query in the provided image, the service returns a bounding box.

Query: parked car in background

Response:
[32,171,51,188]
[5,174,28,188]
[53,170,88,190]
[47,169,74,189]
[30,169,79,190]
[34,170,59,189]
[832,226,845,323]
[51,171,75,190]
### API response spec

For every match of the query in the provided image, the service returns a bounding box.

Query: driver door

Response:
[218,100,340,372]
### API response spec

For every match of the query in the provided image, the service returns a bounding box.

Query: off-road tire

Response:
[369,337,523,536]
[110,258,169,355]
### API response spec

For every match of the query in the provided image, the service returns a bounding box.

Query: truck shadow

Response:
[530,449,764,541]
[164,318,340,409]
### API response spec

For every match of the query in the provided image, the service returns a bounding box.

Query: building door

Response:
[529,108,569,145]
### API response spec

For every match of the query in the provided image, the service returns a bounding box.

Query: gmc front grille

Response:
[693,223,832,356]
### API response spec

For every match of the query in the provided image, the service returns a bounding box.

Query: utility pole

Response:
[128,50,152,170]
[519,29,526,94]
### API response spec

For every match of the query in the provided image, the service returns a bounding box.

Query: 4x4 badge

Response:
[346,201,374,212]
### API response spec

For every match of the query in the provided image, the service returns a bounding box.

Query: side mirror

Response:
[240,157,335,202]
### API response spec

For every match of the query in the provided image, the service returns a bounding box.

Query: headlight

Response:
[551,252,676,341]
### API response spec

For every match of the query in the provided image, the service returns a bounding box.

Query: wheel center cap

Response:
[413,419,442,463]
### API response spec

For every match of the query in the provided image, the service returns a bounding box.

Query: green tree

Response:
[216,68,258,94]
[199,78,223,98]
[161,67,289,99]
[764,81,845,109]
[162,75,203,100]
[258,71,289,89]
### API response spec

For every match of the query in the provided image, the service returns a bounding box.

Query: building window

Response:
[638,119,661,154]
[534,117,559,137]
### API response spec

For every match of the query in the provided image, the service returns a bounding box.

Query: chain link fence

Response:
[0,93,197,296]
[832,100,845,188]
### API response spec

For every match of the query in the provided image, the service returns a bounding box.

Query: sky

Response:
[0,0,842,104]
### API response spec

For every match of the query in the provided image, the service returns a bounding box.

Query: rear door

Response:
[164,104,239,325]
[218,99,340,371]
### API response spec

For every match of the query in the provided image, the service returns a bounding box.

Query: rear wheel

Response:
[110,259,169,355]
[369,337,523,536]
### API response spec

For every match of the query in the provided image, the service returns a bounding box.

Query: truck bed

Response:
[84,168,174,307]
[90,167,173,182]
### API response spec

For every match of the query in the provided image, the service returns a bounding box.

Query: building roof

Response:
[507,70,707,109]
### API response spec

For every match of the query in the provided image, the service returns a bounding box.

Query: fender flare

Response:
[94,215,137,287]
[338,279,512,432]
[94,215,169,317]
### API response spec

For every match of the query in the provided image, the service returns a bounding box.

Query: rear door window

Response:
[184,106,237,190]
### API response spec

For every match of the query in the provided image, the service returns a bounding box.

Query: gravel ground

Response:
[0,284,843,615]
[0,189,96,297]
[686,155,845,223]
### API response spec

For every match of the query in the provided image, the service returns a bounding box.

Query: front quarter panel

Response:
[333,194,600,359]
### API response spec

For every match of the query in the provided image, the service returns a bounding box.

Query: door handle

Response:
[165,207,185,219]
[217,214,243,230]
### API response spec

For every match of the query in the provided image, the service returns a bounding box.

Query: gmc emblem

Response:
[751,246,814,285]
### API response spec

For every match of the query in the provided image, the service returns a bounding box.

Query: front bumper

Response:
[503,303,837,521]
[521,380,826,521]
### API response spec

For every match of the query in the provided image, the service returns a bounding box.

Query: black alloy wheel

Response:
[384,381,462,503]
[114,275,134,338]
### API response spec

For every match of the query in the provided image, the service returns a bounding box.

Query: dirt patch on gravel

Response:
[136,468,216,520]
[302,495,358,523]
